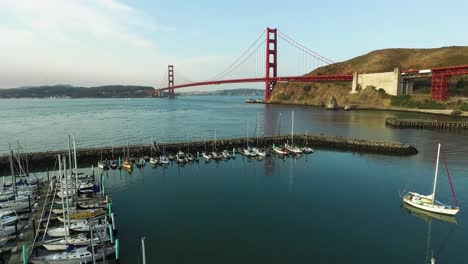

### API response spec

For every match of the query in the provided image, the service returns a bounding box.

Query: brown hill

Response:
[270,46,468,106]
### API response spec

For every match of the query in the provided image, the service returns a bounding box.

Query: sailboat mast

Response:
[63,156,71,236]
[256,112,259,146]
[73,133,78,200]
[291,111,294,146]
[431,143,441,204]
[68,136,73,178]
[58,155,68,240]
[9,146,16,195]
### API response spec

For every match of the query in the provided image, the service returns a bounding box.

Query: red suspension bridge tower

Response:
[168,65,175,98]
[265,28,278,101]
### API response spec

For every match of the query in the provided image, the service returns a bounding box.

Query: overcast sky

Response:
[1,0,467,89]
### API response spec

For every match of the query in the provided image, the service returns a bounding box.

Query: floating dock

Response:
[385,118,468,129]
[0,134,418,174]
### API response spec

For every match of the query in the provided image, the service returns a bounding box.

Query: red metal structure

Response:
[158,28,468,101]
[430,65,468,101]
[265,28,278,101]
[168,65,175,98]
[158,27,352,100]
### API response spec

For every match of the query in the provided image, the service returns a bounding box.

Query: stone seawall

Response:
[0,134,418,173]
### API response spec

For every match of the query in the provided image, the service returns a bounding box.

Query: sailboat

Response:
[272,113,288,156]
[211,129,221,160]
[251,112,266,157]
[403,144,459,216]
[122,142,132,171]
[30,245,115,264]
[302,130,314,154]
[284,111,303,154]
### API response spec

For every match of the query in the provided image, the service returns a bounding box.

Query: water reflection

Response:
[402,203,457,263]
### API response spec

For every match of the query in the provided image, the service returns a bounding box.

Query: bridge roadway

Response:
[158,74,353,91]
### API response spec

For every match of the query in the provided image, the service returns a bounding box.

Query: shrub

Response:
[390,95,447,109]
[377,88,386,95]
[460,104,468,111]
[277,93,292,101]
[303,85,312,92]
[451,110,463,116]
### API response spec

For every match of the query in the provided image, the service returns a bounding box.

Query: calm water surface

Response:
[3,96,468,263]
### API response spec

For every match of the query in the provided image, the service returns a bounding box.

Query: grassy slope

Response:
[269,46,468,107]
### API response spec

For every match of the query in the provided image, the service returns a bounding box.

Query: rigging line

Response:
[441,147,459,206]
[277,33,333,66]
[207,29,267,81]
[214,39,266,80]
[277,30,336,65]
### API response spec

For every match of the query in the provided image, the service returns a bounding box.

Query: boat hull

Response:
[403,194,459,216]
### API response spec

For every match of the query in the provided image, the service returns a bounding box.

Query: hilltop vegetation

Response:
[270,46,468,108]
[0,85,154,98]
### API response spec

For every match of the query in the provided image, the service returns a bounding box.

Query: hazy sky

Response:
[1,0,467,89]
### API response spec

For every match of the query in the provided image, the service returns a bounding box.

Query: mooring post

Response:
[28,194,32,212]
[109,224,114,244]
[108,202,112,217]
[22,244,27,264]
[115,238,120,262]
[101,173,105,196]
[111,213,116,231]
[141,237,147,264]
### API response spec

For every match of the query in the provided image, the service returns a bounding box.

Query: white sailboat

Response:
[403,144,460,216]
[284,111,303,154]
[47,221,109,237]
[31,246,115,264]
[42,231,110,251]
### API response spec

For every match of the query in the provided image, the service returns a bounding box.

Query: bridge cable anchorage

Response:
[207,29,267,81]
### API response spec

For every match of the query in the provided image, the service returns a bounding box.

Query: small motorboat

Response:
[186,153,194,162]
[251,147,266,157]
[159,155,170,165]
[222,150,231,159]
[211,151,221,160]
[202,152,212,162]
[303,146,314,154]
[149,157,159,166]
[109,160,118,170]
[176,151,187,164]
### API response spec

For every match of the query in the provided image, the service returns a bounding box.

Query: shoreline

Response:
[258,101,468,118]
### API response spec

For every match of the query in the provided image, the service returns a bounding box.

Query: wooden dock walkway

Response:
[386,118,468,129]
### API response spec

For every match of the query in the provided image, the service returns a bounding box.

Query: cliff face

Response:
[269,46,468,106]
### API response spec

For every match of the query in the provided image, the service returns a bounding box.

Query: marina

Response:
[1,136,120,263]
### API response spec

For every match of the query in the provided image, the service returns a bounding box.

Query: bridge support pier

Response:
[401,80,414,95]
[431,73,448,101]
[264,28,277,101]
